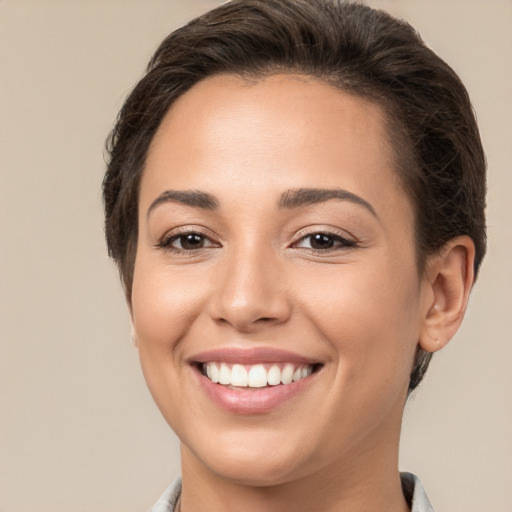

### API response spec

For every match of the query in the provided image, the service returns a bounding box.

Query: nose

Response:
[208,244,292,332]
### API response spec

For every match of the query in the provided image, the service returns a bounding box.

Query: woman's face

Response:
[132,74,431,485]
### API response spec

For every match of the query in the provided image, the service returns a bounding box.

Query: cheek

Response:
[131,259,204,348]
[130,258,209,413]
[295,256,422,383]
[130,258,210,428]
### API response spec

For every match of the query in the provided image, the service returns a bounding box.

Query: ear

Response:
[130,322,138,349]
[126,291,137,349]
[419,236,475,353]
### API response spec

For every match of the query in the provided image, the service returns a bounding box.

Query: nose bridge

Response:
[209,235,291,330]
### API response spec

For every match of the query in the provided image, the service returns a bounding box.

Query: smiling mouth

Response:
[200,362,321,389]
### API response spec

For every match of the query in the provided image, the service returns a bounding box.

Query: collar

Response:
[151,472,434,511]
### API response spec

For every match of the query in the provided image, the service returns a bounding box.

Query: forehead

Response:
[141,73,411,222]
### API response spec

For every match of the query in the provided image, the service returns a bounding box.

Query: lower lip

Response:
[193,366,318,414]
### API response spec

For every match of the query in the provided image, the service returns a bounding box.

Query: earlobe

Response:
[131,323,138,348]
[125,288,137,348]
[419,236,475,353]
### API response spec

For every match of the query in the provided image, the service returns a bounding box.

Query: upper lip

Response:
[188,347,320,365]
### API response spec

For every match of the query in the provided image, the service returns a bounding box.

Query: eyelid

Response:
[292,225,357,243]
[290,226,358,252]
[155,225,221,251]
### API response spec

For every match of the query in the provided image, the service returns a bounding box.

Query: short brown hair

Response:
[103,0,486,391]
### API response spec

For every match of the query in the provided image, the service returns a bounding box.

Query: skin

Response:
[131,74,474,512]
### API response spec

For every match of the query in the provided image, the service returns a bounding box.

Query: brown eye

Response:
[174,233,206,250]
[309,233,335,250]
[294,232,357,251]
[157,231,220,252]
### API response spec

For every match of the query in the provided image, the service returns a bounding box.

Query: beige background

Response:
[0,1,511,511]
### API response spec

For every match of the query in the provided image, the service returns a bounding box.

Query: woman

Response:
[103,1,486,510]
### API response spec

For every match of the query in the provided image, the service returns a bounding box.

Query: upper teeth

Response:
[204,362,313,388]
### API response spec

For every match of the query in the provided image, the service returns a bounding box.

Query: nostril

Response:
[208,282,292,330]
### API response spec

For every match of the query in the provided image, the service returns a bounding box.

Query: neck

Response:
[179,440,410,512]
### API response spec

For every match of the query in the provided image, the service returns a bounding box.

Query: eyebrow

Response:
[147,190,219,218]
[147,187,377,218]
[278,188,377,217]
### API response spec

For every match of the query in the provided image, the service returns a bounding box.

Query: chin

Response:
[181,427,319,487]
[206,453,308,487]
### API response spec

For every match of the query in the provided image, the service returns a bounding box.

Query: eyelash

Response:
[156,227,357,256]
[155,228,220,254]
[291,230,357,253]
